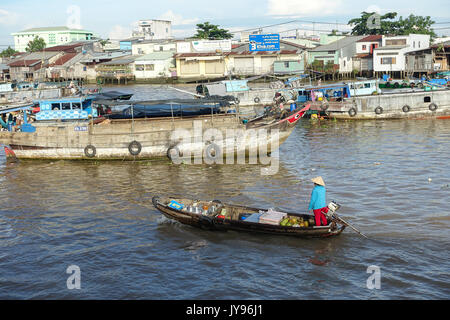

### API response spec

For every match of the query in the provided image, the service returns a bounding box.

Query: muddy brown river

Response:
[0,85,449,299]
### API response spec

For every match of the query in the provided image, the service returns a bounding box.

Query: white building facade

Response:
[132,20,172,40]
[373,34,430,73]
[132,40,176,55]
[133,51,175,79]
[12,26,94,52]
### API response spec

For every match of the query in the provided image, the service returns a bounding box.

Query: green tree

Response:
[100,39,109,47]
[395,14,436,38]
[324,61,335,72]
[348,12,436,38]
[26,36,46,52]
[0,46,18,57]
[310,60,324,72]
[193,22,233,40]
[348,11,398,35]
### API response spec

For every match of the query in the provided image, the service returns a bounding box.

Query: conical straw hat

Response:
[311,176,325,186]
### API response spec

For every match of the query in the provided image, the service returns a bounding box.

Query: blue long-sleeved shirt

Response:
[308,185,327,210]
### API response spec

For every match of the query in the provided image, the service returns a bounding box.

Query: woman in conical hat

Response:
[308,177,329,226]
[311,176,325,187]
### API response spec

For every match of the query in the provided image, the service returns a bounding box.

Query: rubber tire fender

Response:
[205,142,222,162]
[84,145,96,158]
[429,103,438,111]
[167,145,182,161]
[254,97,261,104]
[348,107,357,117]
[402,105,411,113]
[374,107,383,115]
[128,140,142,156]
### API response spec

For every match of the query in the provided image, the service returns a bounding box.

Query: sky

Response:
[0,0,449,49]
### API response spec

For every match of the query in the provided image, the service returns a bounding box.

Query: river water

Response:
[0,85,449,299]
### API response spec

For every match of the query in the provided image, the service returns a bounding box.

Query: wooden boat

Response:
[152,196,346,238]
[0,99,310,160]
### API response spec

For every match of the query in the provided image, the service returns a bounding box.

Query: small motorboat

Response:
[152,196,346,238]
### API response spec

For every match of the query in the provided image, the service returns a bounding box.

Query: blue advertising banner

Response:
[249,34,280,52]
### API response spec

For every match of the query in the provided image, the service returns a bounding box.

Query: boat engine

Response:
[328,201,340,212]
[327,201,341,218]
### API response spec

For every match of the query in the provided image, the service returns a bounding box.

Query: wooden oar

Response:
[330,212,369,239]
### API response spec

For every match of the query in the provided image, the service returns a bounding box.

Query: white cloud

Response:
[365,5,382,14]
[158,10,199,25]
[267,0,342,17]
[0,9,19,26]
[66,5,83,29]
[108,25,132,40]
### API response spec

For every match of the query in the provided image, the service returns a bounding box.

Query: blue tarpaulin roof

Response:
[108,103,221,119]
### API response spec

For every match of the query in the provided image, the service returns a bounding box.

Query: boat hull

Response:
[322,89,450,120]
[0,107,306,160]
[153,196,346,238]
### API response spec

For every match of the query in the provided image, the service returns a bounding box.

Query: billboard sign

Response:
[249,34,280,52]
[192,39,232,52]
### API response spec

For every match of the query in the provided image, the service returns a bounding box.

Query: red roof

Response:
[358,35,382,42]
[228,50,298,55]
[8,59,41,67]
[50,53,78,66]
[431,40,450,48]
[174,52,223,58]
[44,43,83,52]
[174,50,300,59]
[354,53,372,59]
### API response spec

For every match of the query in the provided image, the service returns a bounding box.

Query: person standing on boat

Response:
[308,177,329,226]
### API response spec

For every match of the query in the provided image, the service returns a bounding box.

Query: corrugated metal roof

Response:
[174,50,300,59]
[357,35,382,42]
[374,45,408,51]
[310,36,366,52]
[232,40,307,52]
[23,51,60,60]
[100,56,137,65]
[135,51,174,61]
[354,53,372,59]
[44,43,84,52]
[432,40,450,48]
[228,50,298,55]
[8,59,41,67]
[174,52,223,58]
[14,26,93,34]
[120,37,142,42]
[49,53,78,66]
[79,52,131,63]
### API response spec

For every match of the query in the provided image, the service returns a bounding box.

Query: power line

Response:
[277,27,350,35]
[229,18,450,34]
[229,19,351,34]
